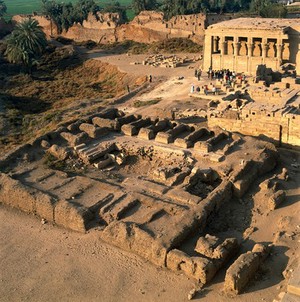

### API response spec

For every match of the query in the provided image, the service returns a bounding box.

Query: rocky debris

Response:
[48,144,71,160]
[142,54,187,68]
[194,234,221,258]
[268,190,286,210]
[60,131,88,147]
[224,243,271,295]
[41,140,50,149]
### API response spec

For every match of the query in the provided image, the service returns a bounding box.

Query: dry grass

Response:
[0,45,146,155]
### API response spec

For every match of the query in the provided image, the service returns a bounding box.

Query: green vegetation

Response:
[4,0,131,16]
[131,0,158,14]
[3,0,290,24]
[250,0,287,17]
[0,0,7,17]
[98,38,202,54]
[133,99,161,108]
[5,18,47,72]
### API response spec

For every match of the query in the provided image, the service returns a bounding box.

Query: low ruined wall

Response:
[12,15,58,37]
[0,173,92,232]
[208,113,300,148]
[12,11,236,45]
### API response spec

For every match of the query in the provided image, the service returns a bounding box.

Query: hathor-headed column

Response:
[233,37,240,56]
[220,36,226,55]
[262,38,269,58]
[276,38,283,60]
[213,36,219,53]
[247,38,253,57]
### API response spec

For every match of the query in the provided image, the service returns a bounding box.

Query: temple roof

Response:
[207,18,300,31]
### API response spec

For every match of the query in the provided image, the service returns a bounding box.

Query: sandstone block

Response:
[101,221,167,266]
[48,144,71,160]
[194,141,212,152]
[54,199,93,232]
[60,131,88,146]
[174,138,192,148]
[138,128,155,140]
[166,188,201,204]
[79,123,107,138]
[166,249,217,284]
[92,116,120,130]
[121,124,138,136]
[268,190,286,210]
[155,132,173,144]
[224,244,271,295]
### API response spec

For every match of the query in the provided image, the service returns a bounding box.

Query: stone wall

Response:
[12,15,59,37]
[12,11,234,45]
[208,111,300,149]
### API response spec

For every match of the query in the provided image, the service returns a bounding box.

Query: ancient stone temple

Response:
[203,18,300,75]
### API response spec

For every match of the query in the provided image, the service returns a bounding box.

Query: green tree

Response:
[5,18,47,72]
[73,0,100,24]
[41,0,65,33]
[42,0,100,32]
[131,0,158,15]
[0,0,7,17]
[250,0,270,15]
[102,1,128,23]
[260,3,287,17]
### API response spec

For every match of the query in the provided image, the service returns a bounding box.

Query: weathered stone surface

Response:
[268,189,286,210]
[155,132,173,144]
[54,199,93,233]
[79,123,107,138]
[92,117,120,131]
[166,188,202,204]
[101,221,167,266]
[224,243,271,295]
[0,173,56,220]
[48,144,71,160]
[138,127,155,140]
[287,264,300,297]
[166,249,217,284]
[60,132,88,147]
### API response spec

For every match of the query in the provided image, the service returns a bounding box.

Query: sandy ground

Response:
[1,50,300,302]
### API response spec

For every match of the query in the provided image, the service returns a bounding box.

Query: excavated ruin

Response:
[0,108,283,290]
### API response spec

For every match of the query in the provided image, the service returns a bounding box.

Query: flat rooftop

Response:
[207,17,300,31]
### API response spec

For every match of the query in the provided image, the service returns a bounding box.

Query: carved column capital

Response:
[234,42,241,56]
[247,43,254,56]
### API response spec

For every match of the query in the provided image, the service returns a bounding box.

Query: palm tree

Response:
[5,18,47,72]
[0,0,7,17]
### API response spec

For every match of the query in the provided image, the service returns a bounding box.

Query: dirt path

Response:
[0,205,194,302]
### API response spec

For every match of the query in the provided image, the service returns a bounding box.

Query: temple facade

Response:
[203,18,300,75]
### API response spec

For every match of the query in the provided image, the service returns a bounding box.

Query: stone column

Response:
[276,39,283,60]
[262,39,268,58]
[234,39,240,56]
[220,36,225,55]
[213,36,219,53]
[247,38,253,57]
[203,34,213,72]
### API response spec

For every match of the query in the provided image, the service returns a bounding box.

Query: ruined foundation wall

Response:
[208,113,300,148]
[12,11,236,45]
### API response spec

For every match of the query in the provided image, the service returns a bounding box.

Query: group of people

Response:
[207,68,247,87]
[190,83,218,96]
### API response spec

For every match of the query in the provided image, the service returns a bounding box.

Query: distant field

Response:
[6,0,132,16]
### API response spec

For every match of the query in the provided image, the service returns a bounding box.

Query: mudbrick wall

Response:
[12,11,233,44]
[208,105,300,149]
